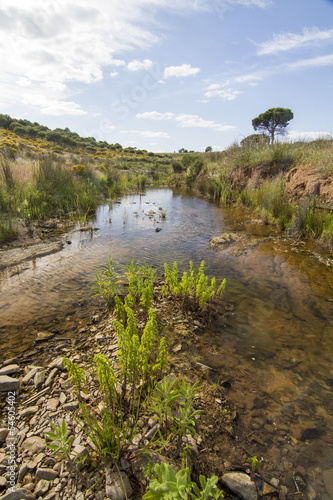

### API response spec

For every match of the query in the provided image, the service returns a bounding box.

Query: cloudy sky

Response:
[1,0,333,152]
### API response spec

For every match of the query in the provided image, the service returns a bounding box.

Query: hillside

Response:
[0,113,332,251]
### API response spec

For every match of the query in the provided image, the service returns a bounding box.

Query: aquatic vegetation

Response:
[90,257,122,307]
[162,261,226,313]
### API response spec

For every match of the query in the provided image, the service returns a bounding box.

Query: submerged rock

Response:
[221,472,258,500]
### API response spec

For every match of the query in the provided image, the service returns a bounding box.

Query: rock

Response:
[59,392,67,404]
[0,475,7,487]
[0,489,35,500]
[22,368,39,385]
[182,435,198,456]
[105,469,133,500]
[0,376,20,392]
[323,468,333,498]
[0,428,9,443]
[48,357,66,371]
[35,331,55,342]
[21,436,46,454]
[0,364,20,375]
[34,371,46,389]
[221,472,258,500]
[3,358,19,366]
[45,369,58,387]
[270,478,280,488]
[35,468,58,482]
[27,452,45,470]
[46,398,59,411]
[18,463,29,482]
[19,406,39,418]
[70,445,89,468]
[35,479,50,497]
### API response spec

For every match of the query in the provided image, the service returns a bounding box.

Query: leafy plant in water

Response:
[247,456,261,478]
[90,257,122,307]
[125,260,157,312]
[162,261,226,314]
[143,462,222,500]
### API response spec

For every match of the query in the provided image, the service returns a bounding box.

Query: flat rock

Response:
[323,468,333,498]
[35,331,55,342]
[0,489,35,500]
[0,364,20,375]
[105,469,133,500]
[221,472,258,500]
[0,375,19,392]
[35,468,58,482]
[19,406,39,418]
[21,436,46,454]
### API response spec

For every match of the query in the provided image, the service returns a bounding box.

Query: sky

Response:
[1,0,333,152]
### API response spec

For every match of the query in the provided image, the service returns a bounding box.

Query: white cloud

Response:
[287,130,333,141]
[163,64,200,79]
[257,27,333,56]
[127,59,153,71]
[121,129,170,138]
[136,110,234,132]
[286,53,333,70]
[110,71,119,77]
[205,85,242,101]
[22,94,87,116]
[175,114,235,131]
[136,111,174,120]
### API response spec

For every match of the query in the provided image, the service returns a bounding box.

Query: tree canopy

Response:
[252,108,294,144]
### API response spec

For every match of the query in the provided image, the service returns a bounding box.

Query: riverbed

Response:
[1,188,333,494]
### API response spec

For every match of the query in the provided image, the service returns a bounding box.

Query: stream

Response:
[1,188,333,495]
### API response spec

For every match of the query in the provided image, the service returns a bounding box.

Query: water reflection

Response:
[0,188,333,491]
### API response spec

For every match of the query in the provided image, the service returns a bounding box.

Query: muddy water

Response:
[1,188,333,492]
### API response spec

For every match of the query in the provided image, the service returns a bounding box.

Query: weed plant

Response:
[90,257,122,308]
[143,462,222,500]
[162,261,226,314]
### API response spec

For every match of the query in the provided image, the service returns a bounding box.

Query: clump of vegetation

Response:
[143,462,222,500]
[162,261,226,314]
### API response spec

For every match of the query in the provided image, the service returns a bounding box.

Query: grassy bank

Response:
[1,122,332,251]
[171,140,333,251]
[0,127,173,242]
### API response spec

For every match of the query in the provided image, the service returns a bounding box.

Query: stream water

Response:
[1,188,333,494]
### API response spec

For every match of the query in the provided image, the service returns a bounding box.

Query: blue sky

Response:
[1,0,333,152]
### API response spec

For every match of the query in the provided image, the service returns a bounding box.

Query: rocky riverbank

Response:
[0,280,331,500]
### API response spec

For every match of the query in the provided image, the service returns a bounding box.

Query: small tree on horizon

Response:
[252,108,294,144]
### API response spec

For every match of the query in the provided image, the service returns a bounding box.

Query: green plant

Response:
[247,456,261,477]
[62,355,137,461]
[151,377,201,439]
[174,380,202,438]
[162,261,226,314]
[125,260,157,312]
[90,257,122,307]
[143,463,222,500]
[45,418,74,461]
